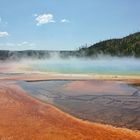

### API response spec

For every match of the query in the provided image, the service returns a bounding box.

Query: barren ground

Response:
[0,77,140,140]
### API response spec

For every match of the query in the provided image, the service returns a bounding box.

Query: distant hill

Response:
[78,32,140,57]
[0,32,140,61]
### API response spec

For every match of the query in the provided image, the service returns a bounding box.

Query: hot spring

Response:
[28,57,140,76]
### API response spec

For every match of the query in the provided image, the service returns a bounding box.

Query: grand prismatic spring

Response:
[0,0,140,139]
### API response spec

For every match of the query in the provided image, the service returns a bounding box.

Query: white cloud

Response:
[35,14,55,26]
[61,19,70,23]
[17,42,28,46]
[0,31,9,37]
[17,42,36,47]
[0,42,36,47]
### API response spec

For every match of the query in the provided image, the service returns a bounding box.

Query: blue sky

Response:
[0,0,140,50]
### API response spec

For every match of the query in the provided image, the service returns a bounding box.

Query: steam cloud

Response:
[0,53,140,76]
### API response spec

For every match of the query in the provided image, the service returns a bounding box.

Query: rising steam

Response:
[0,54,140,76]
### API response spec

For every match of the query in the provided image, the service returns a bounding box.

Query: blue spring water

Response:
[30,57,140,75]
